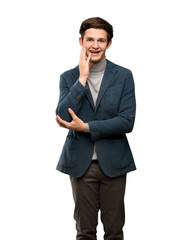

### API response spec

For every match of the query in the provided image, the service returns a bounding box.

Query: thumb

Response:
[68,108,76,119]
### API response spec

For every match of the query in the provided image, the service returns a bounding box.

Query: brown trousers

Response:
[70,161,127,240]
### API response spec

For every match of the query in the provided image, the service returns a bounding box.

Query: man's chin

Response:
[91,60,99,63]
[90,56,105,63]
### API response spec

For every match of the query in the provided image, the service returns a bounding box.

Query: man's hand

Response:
[79,47,93,85]
[56,108,86,132]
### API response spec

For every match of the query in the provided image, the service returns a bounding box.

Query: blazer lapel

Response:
[95,60,117,111]
[85,85,95,110]
[71,60,117,111]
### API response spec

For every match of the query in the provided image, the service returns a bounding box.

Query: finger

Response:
[89,60,94,68]
[87,52,91,63]
[83,47,88,61]
[80,47,86,61]
[56,117,59,123]
[59,124,66,128]
[68,108,77,119]
[56,120,64,128]
[56,117,62,126]
[56,116,68,128]
[56,115,61,123]
[80,47,83,58]
[56,118,63,127]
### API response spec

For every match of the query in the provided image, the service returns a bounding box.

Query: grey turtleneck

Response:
[88,58,107,105]
[86,58,107,160]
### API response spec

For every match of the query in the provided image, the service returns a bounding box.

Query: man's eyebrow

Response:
[85,37,107,41]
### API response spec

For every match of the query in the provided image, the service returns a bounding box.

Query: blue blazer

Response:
[56,60,136,178]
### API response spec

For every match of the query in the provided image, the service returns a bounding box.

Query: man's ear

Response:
[79,37,83,47]
[107,40,112,49]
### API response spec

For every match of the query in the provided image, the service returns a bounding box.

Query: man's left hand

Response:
[56,108,86,132]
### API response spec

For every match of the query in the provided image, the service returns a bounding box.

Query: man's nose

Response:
[92,41,99,48]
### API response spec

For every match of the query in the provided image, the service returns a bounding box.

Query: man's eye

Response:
[87,39,93,41]
[99,39,106,43]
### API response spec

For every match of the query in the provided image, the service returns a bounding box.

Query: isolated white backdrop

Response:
[0,0,180,239]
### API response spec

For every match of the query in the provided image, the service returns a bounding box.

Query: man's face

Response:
[79,28,112,63]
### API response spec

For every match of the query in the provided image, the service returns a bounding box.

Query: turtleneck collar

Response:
[90,58,107,73]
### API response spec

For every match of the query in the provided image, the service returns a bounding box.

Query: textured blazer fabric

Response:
[56,60,136,178]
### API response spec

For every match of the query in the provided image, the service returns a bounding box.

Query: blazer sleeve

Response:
[88,72,136,141]
[56,73,87,122]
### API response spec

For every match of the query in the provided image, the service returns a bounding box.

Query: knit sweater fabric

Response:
[86,58,107,160]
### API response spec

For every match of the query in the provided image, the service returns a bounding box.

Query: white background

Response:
[0,0,180,239]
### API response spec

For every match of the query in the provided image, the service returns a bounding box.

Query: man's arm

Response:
[56,47,92,122]
[56,108,86,132]
[56,72,136,138]
[56,76,87,122]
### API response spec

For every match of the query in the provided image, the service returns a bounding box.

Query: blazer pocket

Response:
[111,137,132,169]
[104,84,123,106]
[60,135,79,168]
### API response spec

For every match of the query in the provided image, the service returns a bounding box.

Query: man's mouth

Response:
[89,50,101,56]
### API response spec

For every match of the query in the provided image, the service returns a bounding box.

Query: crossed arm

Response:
[56,74,136,140]
[56,108,86,132]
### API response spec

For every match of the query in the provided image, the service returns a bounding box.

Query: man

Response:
[56,17,136,240]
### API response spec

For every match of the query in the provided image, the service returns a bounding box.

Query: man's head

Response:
[79,17,113,63]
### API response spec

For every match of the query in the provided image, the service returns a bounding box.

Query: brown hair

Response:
[79,17,113,44]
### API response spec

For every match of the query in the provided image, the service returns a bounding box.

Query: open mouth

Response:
[90,50,101,55]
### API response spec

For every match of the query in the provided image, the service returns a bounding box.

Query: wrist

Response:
[82,123,87,132]
[85,123,90,132]
[79,76,88,85]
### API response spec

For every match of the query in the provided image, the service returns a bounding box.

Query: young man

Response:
[56,17,136,240]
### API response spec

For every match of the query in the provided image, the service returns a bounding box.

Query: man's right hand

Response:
[78,47,93,85]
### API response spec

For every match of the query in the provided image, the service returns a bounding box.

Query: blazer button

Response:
[76,95,80,100]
